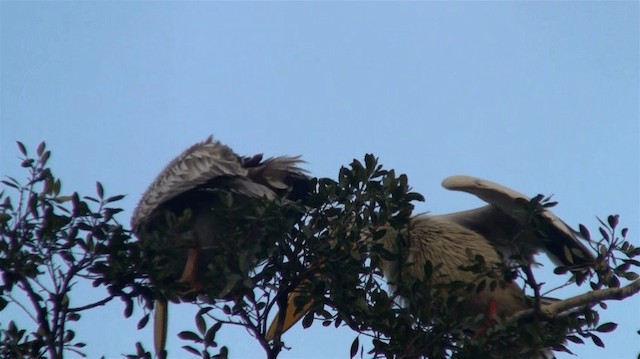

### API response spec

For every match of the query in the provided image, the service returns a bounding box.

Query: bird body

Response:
[131,137,309,232]
[132,136,309,290]
[267,175,594,359]
[378,215,527,320]
[133,140,593,359]
[131,136,309,355]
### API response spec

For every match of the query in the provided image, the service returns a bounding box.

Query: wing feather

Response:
[440,175,594,270]
[131,137,310,231]
[131,136,245,229]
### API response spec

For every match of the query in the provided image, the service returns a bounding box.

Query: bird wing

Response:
[248,155,309,190]
[439,175,594,270]
[131,136,249,229]
[132,137,311,353]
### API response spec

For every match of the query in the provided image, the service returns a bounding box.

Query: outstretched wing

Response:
[437,175,594,271]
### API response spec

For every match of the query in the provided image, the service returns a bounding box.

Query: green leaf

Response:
[124,299,133,318]
[36,141,45,156]
[137,313,150,330]
[591,334,605,348]
[16,141,27,156]
[216,346,229,359]
[84,195,99,203]
[554,266,569,275]
[196,314,206,335]
[1,180,20,190]
[178,331,202,343]
[63,330,75,343]
[350,336,359,358]
[625,272,639,280]
[599,227,609,241]
[596,322,618,333]
[364,154,377,173]
[21,159,34,168]
[197,307,213,317]
[96,182,104,199]
[181,345,201,356]
[578,224,591,240]
[204,324,219,348]
[565,335,584,344]
[212,322,222,333]
[135,342,146,356]
[40,150,51,165]
[105,194,126,203]
[302,311,314,329]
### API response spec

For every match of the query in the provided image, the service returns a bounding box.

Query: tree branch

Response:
[17,277,57,358]
[510,278,640,322]
[68,295,115,313]
[6,293,38,323]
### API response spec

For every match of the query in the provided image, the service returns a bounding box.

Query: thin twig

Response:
[68,296,115,313]
[6,293,38,323]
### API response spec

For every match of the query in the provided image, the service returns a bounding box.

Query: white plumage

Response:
[269,175,594,359]
[376,176,594,358]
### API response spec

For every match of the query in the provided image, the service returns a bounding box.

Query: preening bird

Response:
[131,136,310,355]
[267,175,595,358]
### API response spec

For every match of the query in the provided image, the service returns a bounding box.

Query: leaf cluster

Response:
[0,142,142,358]
[1,142,638,359]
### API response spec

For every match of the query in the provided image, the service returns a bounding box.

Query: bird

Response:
[130,135,310,356]
[266,175,595,358]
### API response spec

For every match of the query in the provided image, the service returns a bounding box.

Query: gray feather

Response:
[441,175,595,270]
[131,136,308,231]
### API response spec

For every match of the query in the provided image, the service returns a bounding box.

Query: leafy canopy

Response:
[1,141,638,359]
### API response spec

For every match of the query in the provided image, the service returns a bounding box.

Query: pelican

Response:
[131,136,310,355]
[266,175,594,358]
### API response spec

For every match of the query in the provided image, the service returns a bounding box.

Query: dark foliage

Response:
[1,142,638,358]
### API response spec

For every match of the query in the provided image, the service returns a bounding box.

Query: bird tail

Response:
[154,298,168,357]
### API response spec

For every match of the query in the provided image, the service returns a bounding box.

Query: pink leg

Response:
[178,248,203,293]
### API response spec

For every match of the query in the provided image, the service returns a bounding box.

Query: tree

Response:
[0,141,150,358]
[1,141,639,358]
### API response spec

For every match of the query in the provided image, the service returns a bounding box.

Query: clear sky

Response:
[1,2,638,359]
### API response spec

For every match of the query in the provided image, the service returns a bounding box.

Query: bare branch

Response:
[6,293,38,323]
[68,295,115,313]
[510,278,640,322]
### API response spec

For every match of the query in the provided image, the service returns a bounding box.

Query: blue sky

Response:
[1,2,638,358]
